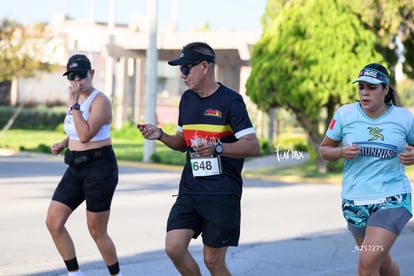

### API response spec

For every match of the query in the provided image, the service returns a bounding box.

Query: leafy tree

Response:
[246,0,384,172]
[345,0,414,82]
[0,18,54,82]
[392,0,414,79]
[398,79,414,107]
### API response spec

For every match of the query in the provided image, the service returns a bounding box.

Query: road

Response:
[0,152,413,275]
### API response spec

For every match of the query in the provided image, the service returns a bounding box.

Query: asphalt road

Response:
[1,152,413,275]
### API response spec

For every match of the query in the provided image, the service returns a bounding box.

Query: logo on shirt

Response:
[356,126,396,159]
[358,145,397,159]
[367,126,384,141]
[204,108,222,118]
[329,118,336,130]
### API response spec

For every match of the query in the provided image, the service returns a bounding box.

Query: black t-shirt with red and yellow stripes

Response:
[177,83,256,198]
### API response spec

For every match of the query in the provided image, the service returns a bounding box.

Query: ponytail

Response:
[384,85,401,106]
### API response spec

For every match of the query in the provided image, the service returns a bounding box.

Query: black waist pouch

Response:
[64,146,111,166]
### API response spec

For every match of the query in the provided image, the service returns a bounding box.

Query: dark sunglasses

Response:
[180,61,202,75]
[66,71,88,81]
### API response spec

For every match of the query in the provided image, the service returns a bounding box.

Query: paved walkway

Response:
[0,151,413,276]
[243,152,309,170]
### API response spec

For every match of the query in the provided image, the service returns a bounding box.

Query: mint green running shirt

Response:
[326,103,414,200]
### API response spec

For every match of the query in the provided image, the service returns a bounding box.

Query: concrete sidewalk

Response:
[243,152,309,171]
[1,152,413,276]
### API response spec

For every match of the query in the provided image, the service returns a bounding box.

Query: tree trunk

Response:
[308,134,328,173]
[316,154,327,173]
[295,111,327,173]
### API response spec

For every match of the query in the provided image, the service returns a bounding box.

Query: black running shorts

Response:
[52,146,118,212]
[167,194,241,247]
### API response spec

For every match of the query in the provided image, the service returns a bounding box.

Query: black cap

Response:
[63,54,92,76]
[168,49,215,66]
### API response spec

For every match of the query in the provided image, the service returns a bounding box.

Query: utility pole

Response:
[143,0,158,162]
[105,0,116,106]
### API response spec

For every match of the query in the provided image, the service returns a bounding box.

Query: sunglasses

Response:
[180,61,202,75]
[66,71,88,81]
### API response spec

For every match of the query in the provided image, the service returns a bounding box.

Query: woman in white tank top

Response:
[46,54,122,276]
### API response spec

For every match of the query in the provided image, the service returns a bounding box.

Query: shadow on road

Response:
[23,222,414,276]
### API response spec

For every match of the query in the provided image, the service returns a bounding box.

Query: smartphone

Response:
[137,124,148,131]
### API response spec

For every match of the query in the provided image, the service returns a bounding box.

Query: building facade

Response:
[12,15,262,131]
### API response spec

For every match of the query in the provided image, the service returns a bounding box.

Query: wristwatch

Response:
[71,103,80,111]
[215,143,223,155]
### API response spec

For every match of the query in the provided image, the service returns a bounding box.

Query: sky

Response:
[0,0,267,32]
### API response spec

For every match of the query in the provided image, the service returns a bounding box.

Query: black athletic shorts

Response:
[52,145,118,212]
[167,194,241,248]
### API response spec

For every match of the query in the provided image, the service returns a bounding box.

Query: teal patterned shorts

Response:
[342,193,412,237]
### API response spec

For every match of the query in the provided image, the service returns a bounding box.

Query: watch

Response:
[215,143,223,155]
[71,103,80,111]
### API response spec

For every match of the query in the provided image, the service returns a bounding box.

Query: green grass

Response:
[242,156,414,185]
[0,127,186,166]
[242,161,343,184]
[0,129,65,152]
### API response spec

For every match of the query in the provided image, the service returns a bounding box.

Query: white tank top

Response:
[63,89,111,141]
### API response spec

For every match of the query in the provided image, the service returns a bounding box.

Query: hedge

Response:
[0,106,66,130]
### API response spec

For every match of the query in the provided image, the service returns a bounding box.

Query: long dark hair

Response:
[363,63,401,106]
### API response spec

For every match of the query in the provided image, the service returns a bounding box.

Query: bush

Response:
[293,142,308,152]
[274,135,308,152]
[0,106,66,130]
[327,159,344,172]
[258,138,274,155]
